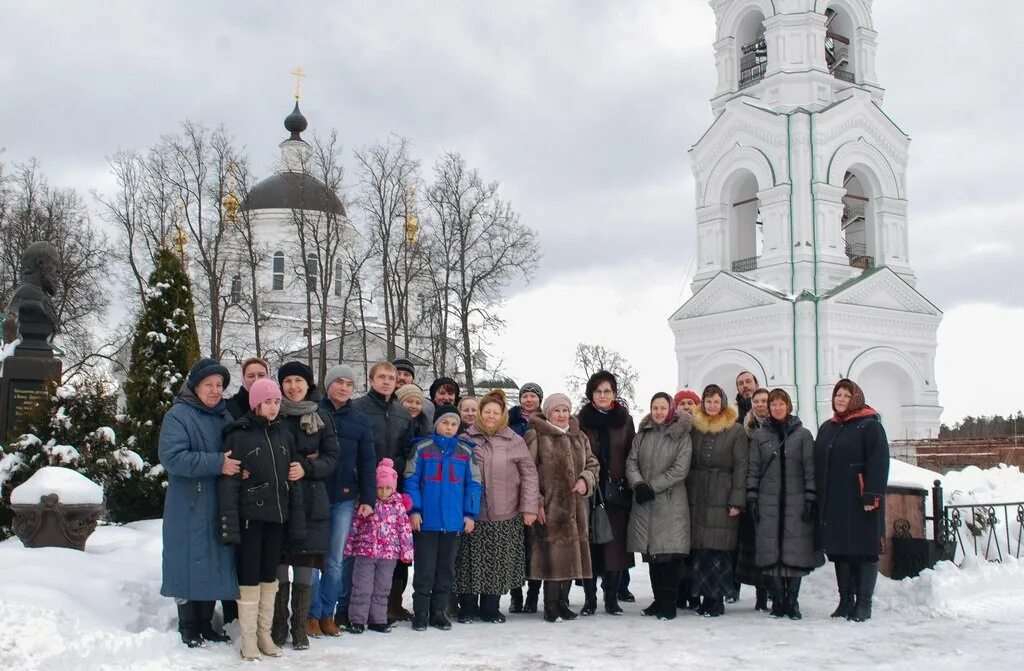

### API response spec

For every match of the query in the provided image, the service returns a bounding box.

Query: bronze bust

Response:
[3,241,60,352]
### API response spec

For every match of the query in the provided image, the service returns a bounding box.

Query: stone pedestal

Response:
[11,493,104,551]
[0,348,61,442]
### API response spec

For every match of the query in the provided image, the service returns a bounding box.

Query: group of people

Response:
[159,355,890,661]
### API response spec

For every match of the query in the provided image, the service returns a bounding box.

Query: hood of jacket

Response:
[691,404,739,434]
[744,409,769,438]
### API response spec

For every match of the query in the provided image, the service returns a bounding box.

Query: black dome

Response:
[243,172,345,215]
[284,101,308,139]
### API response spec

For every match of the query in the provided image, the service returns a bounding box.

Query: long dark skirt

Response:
[453,518,525,595]
[691,549,734,599]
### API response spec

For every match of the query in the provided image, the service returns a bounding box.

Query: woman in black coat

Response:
[814,379,889,623]
[272,362,341,648]
[746,389,823,620]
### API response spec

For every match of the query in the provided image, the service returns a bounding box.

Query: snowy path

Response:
[1,520,1021,671]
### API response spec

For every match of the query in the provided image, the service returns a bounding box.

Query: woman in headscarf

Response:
[814,379,889,623]
[576,370,636,616]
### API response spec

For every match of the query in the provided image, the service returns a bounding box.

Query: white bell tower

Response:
[670,0,943,440]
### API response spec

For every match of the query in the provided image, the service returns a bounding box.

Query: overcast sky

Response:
[1,1,1020,424]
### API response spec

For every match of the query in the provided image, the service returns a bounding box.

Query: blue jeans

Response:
[309,499,355,619]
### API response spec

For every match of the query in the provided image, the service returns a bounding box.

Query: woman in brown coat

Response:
[687,384,748,617]
[576,370,636,616]
[524,393,600,622]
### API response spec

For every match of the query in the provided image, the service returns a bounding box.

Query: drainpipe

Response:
[807,110,822,429]
[786,112,799,413]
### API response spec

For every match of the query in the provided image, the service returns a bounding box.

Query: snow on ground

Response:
[2,465,1023,670]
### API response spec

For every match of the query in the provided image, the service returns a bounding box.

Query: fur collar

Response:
[692,405,739,434]
[744,410,767,438]
[528,413,580,437]
[638,410,693,435]
[578,402,630,430]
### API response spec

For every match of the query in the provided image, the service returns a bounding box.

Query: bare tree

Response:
[227,161,270,357]
[0,159,111,365]
[566,343,639,410]
[425,152,540,395]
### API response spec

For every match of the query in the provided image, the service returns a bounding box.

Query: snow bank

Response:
[888,458,940,491]
[10,466,103,505]
[877,556,1024,620]
[942,464,1024,505]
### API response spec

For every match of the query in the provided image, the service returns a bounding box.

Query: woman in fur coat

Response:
[625,393,693,621]
[524,393,600,622]
[687,384,748,617]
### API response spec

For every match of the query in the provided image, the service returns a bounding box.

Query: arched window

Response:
[272,251,285,290]
[825,6,855,83]
[842,171,872,268]
[306,253,318,293]
[230,274,242,303]
[728,170,761,272]
[737,11,767,89]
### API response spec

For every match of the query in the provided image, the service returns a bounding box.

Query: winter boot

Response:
[509,587,524,613]
[271,580,290,646]
[222,599,238,625]
[580,578,598,616]
[769,577,787,618]
[195,601,230,643]
[754,586,769,612]
[557,581,578,621]
[617,569,636,603]
[543,581,562,622]
[411,612,429,631]
[387,583,412,622]
[319,615,340,637]
[176,601,204,648]
[695,595,708,616]
[333,607,350,629]
[831,561,857,619]
[523,580,540,613]
[850,562,878,622]
[257,582,283,656]
[430,610,453,630]
[602,571,623,615]
[785,577,803,620]
[479,594,506,623]
[704,596,725,617]
[368,622,392,633]
[457,593,479,623]
[290,582,313,650]
[237,585,261,661]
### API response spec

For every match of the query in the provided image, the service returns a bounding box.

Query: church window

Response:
[737,11,767,89]
[334,261,344,297]
[230,274,242,303]
[728,170,761,272]
[272,251,285,290]
[825,7,855,83]
[842,171,873,268]
[306,253,318,293]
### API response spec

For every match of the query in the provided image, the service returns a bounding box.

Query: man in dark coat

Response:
[226,357,271,419]
[734,371,758,426]
[352,361,416,622]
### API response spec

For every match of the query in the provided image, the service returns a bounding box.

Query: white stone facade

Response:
[670,0,942,439]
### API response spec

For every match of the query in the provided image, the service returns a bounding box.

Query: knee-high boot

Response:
[850,562,878,622]
[580,577,597,616]
[271,580,290,646]
[831,561,857,619]
[602,571,623,615]
[524,580,540,613]
[542,582,560,622]
[769,576,787,618]
[785,577,802,620]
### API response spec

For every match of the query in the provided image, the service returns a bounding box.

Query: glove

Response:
[634,482,656,504]
[801,500,817,522]
[746,498,759,523]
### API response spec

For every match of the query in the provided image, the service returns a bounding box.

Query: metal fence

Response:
[927,480,1024,564]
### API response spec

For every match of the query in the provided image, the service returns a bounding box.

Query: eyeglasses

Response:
[594,389,615,396]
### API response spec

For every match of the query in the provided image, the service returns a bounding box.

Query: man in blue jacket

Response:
[309,364,377,632]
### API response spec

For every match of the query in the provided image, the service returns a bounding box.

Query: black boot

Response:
[177,601,204,648]
[617,569,635,602]
[479,594,506,623]
[457,593,478,623]
[785,577,803,620]
[754,586,769,612]
[195,600,231,643]
[704,596,725,617]
[850,562,878,622]
[272,580,290,646]
[543,582,561,622]
[831,561,857,619]
[430,610,453,630]
[696,595,708,616]
[509,587,524,613]
[221,600,238,625]
[290,582,313,650]
[603,571,623,615]
[657,567,679,621]
[557,581,578,621]
[523,580,540,613]
[411,612,429,631]
[580,578,597,616]
[769,577,787,618]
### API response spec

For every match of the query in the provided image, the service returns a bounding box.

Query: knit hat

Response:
[542,393,572,417]
[248,378,282,410]
[187,358,231,391]
[392,357,415,378]
[277,361,316,389]
[519,382,544,402]
[396,384,424,404]
[429,376,460,402]
[433,404,461,430]
[376,457,398,490]
[241,357,271,377]
[673,389,700,407]
[324,364,357,391]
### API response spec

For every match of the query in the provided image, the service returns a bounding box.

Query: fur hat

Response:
[187,358,230,391]
[542,393,572,417]
[277,361,315,389]
[324,364,357,391]
[249,378,282,410]
[376,457,398,490]
[396,384,424,404]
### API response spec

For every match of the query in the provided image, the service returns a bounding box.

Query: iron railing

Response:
[927,480,1024,564]
[845,242,873,269]
[731,256,758,272]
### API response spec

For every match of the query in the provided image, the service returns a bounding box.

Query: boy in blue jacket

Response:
[404,405,482,631]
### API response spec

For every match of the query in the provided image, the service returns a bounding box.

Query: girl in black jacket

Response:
[220,379,304,661]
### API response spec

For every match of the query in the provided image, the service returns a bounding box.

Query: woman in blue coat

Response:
[159,358,240,648]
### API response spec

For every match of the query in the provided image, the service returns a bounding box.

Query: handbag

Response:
[603,478,632,509]
[589,485,614,545]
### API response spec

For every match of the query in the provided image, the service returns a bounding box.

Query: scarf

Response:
[280,397,325,434]
[578,402,628,482]
[830,379,877,424]
[545,420,570,435]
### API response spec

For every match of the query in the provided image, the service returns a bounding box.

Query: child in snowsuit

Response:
[343,457,415,633]
[404,405,482,631]
[219,378,305,661]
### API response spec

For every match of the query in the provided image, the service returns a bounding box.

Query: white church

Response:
[669,0,943,440]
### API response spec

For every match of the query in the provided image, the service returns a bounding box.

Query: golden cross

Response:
[291,67,306,100]
[172,224,188,259]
